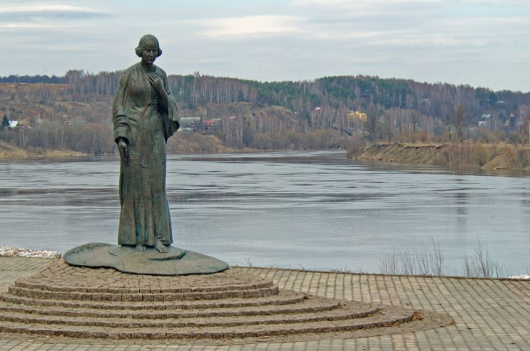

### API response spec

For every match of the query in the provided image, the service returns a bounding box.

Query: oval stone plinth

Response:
[63,243,228,275]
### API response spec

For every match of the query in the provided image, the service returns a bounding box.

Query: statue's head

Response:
[135,34,162,58]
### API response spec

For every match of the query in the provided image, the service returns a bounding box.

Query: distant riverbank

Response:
[349,142,530,173]
[0,141,87,160]
[5,139,530,175]
[0,138,256,161]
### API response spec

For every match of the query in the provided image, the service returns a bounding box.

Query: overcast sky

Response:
[1,0,530,92]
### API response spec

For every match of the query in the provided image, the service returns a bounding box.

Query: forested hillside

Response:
[1,70,530,156]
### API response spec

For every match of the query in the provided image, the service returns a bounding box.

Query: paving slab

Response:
[0,257,528,351]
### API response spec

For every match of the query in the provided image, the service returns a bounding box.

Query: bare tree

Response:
[364,106,383,142]
[455,104,466,141]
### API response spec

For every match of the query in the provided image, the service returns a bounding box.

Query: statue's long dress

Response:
[112,63,179,247]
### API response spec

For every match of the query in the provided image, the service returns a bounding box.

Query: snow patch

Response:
[0,246,61,259]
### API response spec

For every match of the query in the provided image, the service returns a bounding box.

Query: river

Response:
[0,150,528,276]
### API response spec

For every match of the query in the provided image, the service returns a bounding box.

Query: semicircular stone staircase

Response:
[0,260,417,340]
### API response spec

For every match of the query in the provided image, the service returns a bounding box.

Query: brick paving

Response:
[0,257,528,351]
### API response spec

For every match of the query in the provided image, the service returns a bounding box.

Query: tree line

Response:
[1,70,530,155]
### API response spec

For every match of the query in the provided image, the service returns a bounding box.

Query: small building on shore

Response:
[7,120,20,129]
[179,117,202,132]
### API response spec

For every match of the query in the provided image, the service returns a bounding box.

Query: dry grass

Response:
[379,239,508,278]
[352,141,530,172]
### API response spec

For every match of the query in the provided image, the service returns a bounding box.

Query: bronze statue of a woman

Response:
[64,35,226,274]
[112,34,180,253]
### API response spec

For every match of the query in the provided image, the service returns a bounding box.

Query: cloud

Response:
[292,0,441,5]
[194,15,306,38]
[0,3,109,27]
[369,34,489,48]
[284,0,530,50]
[290,0,444,13]
[0,3,111,40]
[0,23,67,29]
[287,0,446,41]
[455,0,530,5]
[0,4,107,15]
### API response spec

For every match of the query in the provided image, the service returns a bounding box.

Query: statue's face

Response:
[141,40,159,65]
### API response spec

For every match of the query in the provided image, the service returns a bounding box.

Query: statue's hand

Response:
[148,73,165,95]
[118,138,129,163]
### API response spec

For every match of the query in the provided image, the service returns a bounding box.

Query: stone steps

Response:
[0,309,414,340]
[0,289,305,310]
[7,285,278,301]
[0,301,378,328]
[0,260,419,340]
[14,278,274,293]
[0,295,340,319]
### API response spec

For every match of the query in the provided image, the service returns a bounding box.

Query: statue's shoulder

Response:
[118,64,145,85]
[155,66,168,77]
[122,63,142,75]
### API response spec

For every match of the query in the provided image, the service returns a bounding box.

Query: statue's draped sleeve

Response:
[113,70,132,143]
[159,69,180,140]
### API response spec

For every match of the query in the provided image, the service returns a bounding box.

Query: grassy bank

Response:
[0,140,88,160]
[0,136,245,160]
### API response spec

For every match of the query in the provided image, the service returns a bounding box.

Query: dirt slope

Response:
[353,142,530,172]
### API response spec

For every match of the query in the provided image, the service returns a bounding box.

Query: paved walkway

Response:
[0,257,528,351]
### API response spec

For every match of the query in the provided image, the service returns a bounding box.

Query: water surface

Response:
[0,151,528,275]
